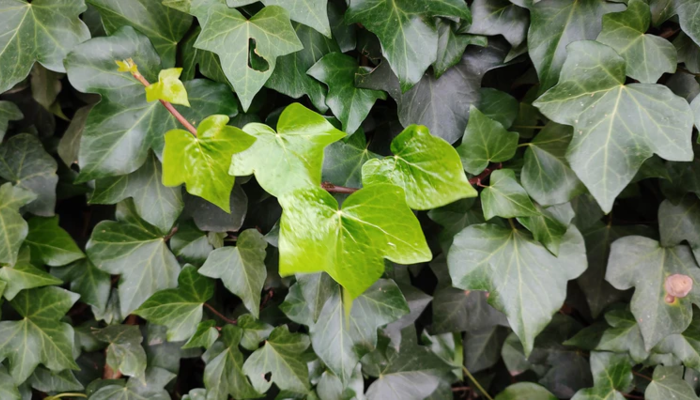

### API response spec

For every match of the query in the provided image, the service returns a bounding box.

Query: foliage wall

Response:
[1,0,700,399]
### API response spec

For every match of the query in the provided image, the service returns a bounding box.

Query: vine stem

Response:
[46,394,87,400]
[632,370,652,381]
[128,70,198,137]
[461,365,493,400]
[321,182,359,194]
[204,303,237,325]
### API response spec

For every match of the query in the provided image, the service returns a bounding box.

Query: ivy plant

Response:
[2,0,700,399]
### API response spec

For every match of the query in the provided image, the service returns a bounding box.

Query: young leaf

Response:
[310,280,409,384]
[528,0,623,91]
[0,101,22,141]
[145,68,190,106]
[86,0,192,67]
[93,325,147,379]
[0,287,80,384]
[448,224,587,355]
[596,0,676,83]
[0,183,36,265]
[570,352,633,400]
[0,133,58,217]
[266,24,339,112]
[23,216,84,267]
[480,169,540,220]
[228,0,331,37]
[135,266,215,342]
[86,200,181,316]
[0,0,90,93]
[199,229,267,318]
[534,40,694,212]
[362,124,476,210]
[307,52,386,133]
[278,184,431,299]
[203,325,260,400]
[521,123,585,206]
[606,236,700,350]
[229,103,346,197]
[456,106,519,175]
[345,0,471,92]
[163,114,255,212]
[191,0,303,110]
[92,152,183,235]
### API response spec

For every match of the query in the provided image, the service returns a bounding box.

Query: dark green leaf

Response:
[659,196,700,263]
[203,324,260,400]
[0,101,23,141]
[456,106,519,175]
[24,216,84,267]
[0,183,36,265]
[227,0,331,37]
[480,169,539,220]
[571,352,633,400]
[93,325,147,379]
[468,0,528,48]
[51,259,110,316]
[645,365,700,400]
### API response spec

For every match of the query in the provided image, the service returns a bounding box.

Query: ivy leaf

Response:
[310,279,409,384]
[356,38,507,144]
[496,383,557,400]
[170,220,214,266]
[0,101,22,141]
[571,352,633,400]
[0,133,58,217]
[92,152,183,235]
[266,24,339,112]
[428,199,485,252]
[86,200,181,316]
[183,320,219,350]
[93,325,147,379]
[295,273,336,324]
[517,202,575,256]
[594,309,649,363]
[676,0,700,50]
[659,197,700,263]
[345,0,471,92]
[434,20,486,79]
[0,251,62,300]
[0,287,79,384]
[144,68,190,106]
[279,184,431,299]
[86,0,192,67]
[203,324,259,400]
[448,223,586,355]
[607,236,700,350]
[243,325,312,394]
[24,216,84,267]
[191,0,303,111]
[363,327,450,400]
[89,367,176,400]
[135,266,215,342]
[362,124,476,210]
[184,184,248,233]
[228,0,331,37]
[0,0,90,93]
[645,365,700,400]
[655,312,700,369]
[163,115,255,212]
[578,223,654,318]
[534,40,694,212]
[456,106,519,175]
[308,52,386,134]
[521,123,585,206]
[477,88,519,129]
[596,0,676,83]
[51,259,110,316]
[480,169,540,220]
[199,229,267,318]
[0,366,19,400]
[238,314,274,351]
[528,0,623,91]
[229,103,345,197]
[323,131,380,188]
[0,183,36,265]
[468,0,529,49]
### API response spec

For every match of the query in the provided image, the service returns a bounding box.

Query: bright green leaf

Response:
[362,124,476,210]
[163,114,255,212]
[496,383,557,400]
[279,184,431,299]
[145,68,190,106]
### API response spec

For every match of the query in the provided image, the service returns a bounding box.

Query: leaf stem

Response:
[469,163,502,187]
[129,70,198,137]
[321,182,359,194]
[461,365,493,400]
[47,393,88,399]
[204,302,237,325]
[632,370,652,381]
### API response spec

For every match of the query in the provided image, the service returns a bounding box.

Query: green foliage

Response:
[3,1,700,398]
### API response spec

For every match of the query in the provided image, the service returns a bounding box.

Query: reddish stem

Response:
[204,303,237,325]
[130,71,198,137]
[321,182,359,194]
[632,370,652,381]
[469,163,503,186]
